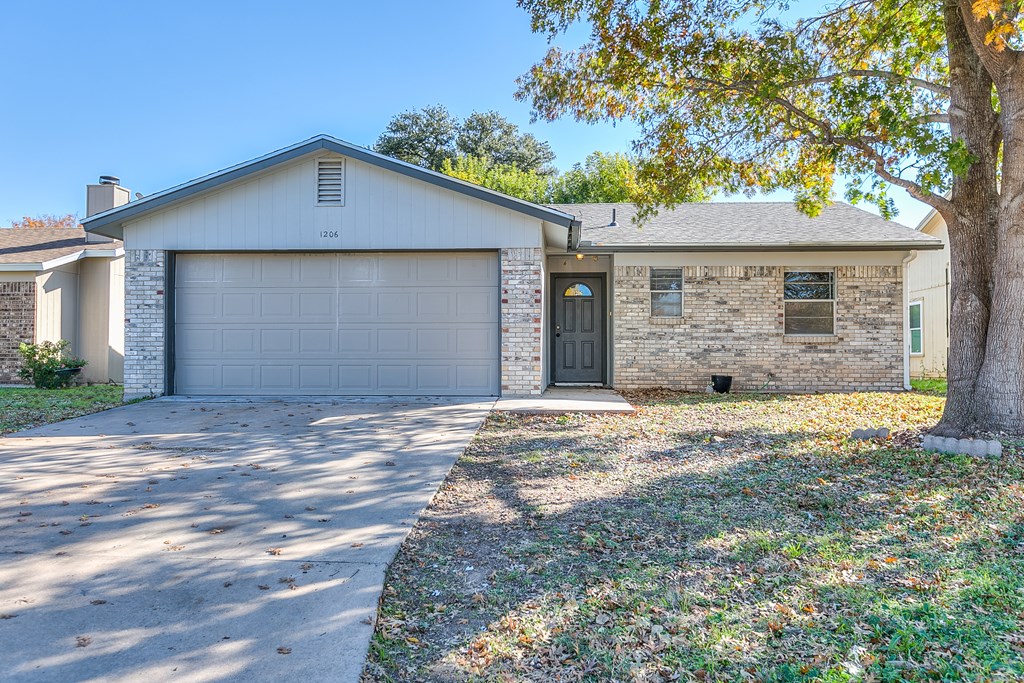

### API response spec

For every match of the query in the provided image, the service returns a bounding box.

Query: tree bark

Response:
[934,1,999,436]
[974,83,1024,433]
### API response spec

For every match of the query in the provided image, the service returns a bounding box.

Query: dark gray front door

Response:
[553,275,605,384]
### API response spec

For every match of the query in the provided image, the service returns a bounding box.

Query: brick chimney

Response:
[85,175,130,243]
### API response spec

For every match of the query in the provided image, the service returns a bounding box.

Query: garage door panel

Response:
[175,253,499,396]
[299,365,334,389]
[456,254,497,283]
[222,293,257,317]
[378,329,412,353]
[176,292,219,321]
[337,256,374,283]
[339,365,373,390]
[223,329,256,353]
[178,257,219,284]
[221,257,257,284]
[378,365,413,390]
[299,329,334,353]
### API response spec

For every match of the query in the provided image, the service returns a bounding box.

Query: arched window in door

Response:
[563,282,593,297]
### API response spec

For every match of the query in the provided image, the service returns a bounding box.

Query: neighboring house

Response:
[906,209,950,378]
[0,223,125,385]
[80,135,942,400]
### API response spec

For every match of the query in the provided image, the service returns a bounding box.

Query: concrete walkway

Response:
[0,397,492,682]
[493,387,635,414]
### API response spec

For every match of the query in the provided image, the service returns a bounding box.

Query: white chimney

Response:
[85,175,130,243]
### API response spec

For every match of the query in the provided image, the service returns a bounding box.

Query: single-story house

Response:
[0,190,126,384]
[80,134,943,400]
[906,208,950,378]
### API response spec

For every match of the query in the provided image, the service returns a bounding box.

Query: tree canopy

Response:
[375,105,662,204]
[10,214,79,229]
[375,106,555,174]
[516,0,1024,435]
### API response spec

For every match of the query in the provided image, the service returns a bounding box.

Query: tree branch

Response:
[956,0,1018,86]
[789,70,950,97]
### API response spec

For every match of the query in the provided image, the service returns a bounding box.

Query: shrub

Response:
[17,340,87,389]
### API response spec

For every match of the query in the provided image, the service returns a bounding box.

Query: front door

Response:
[552,275,605,384]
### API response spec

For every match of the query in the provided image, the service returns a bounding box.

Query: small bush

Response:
[17,340,87,389]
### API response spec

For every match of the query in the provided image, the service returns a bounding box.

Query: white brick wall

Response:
[123,249,166,400]
[500,248,544,396]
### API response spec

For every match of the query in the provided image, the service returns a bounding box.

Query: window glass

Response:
[650,268,683,316]
[563,282,593,297]
[909,302,923,354]
[784,271,835,334]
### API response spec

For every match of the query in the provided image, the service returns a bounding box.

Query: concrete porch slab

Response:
[493,387,635,415]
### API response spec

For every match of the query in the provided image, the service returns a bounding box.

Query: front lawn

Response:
[911,378,947,395]
[0,384,124,434]
[364,391,1024,682]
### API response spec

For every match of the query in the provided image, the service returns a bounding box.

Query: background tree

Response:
[374,105,459,170]
[9,213,79,229]
[517,0,1023,435]
[549,151,642,203]
[440,155,551,203]
[457,110,556,173]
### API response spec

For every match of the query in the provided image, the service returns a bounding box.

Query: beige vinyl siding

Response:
[76,256,125,383]
[35,265,79,353]
[122,154,545,251]
[907,214,949,378]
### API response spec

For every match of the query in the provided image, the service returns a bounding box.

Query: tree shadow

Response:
[366,410,1024,681]
[0,397,490,682]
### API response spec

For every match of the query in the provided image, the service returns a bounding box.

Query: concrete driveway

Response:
[0,397,493,682]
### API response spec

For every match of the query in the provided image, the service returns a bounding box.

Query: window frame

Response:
[909,300,923,356]
[783,269,836,336]
[649,267,683,318]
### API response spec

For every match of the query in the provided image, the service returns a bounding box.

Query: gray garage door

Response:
[173,252,500,396]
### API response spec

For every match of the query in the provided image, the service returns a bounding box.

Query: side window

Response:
[650,268,683,317]
[909,301,923,355]
[784,270,835,335]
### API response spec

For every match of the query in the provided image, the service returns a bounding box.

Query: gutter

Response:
[902,250,919,390]
[576,241,945,253]
[0,246,124,273]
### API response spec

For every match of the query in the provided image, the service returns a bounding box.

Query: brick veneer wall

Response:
[614,265,904,392]
[500,247,544,395]
[123,250,167,400]
[0,282,36,383]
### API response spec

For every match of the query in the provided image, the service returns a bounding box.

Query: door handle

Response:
[555,324,561,338]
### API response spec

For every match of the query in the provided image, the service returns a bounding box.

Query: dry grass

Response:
[364,391,1024,682]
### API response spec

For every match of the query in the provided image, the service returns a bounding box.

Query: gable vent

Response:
[316,158,345,206]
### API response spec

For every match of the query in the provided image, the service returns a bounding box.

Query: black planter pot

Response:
[711,375,733,394]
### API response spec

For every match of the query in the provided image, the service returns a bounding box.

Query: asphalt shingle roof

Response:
[0,228,122,266]
[547,202,943,250]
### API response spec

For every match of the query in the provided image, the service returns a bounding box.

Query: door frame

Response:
[549,272,608,386]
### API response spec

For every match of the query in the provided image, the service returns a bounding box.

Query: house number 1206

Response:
[320,231,339,238]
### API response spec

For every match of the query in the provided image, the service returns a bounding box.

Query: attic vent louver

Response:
[316,158,345,206]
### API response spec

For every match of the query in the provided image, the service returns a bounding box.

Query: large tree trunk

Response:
[974,84,1024,433]
[934,1,999,436]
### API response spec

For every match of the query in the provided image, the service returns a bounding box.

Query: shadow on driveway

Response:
[0,397,492,682]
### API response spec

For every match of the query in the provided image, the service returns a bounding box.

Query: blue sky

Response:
[0,1,930,228]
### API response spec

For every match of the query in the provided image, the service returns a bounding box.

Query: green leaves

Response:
[516,0,957,217]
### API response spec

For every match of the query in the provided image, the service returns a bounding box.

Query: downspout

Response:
[902,250,919,390]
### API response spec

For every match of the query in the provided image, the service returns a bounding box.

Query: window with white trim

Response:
[909,301,923,355]
[316,158,345,205]
[784,270,835,335]
[650,268,683,317]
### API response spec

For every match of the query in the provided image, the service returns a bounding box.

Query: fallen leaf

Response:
[76,636,92,648]
[277,647,292,655]
[267,547,283,556]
